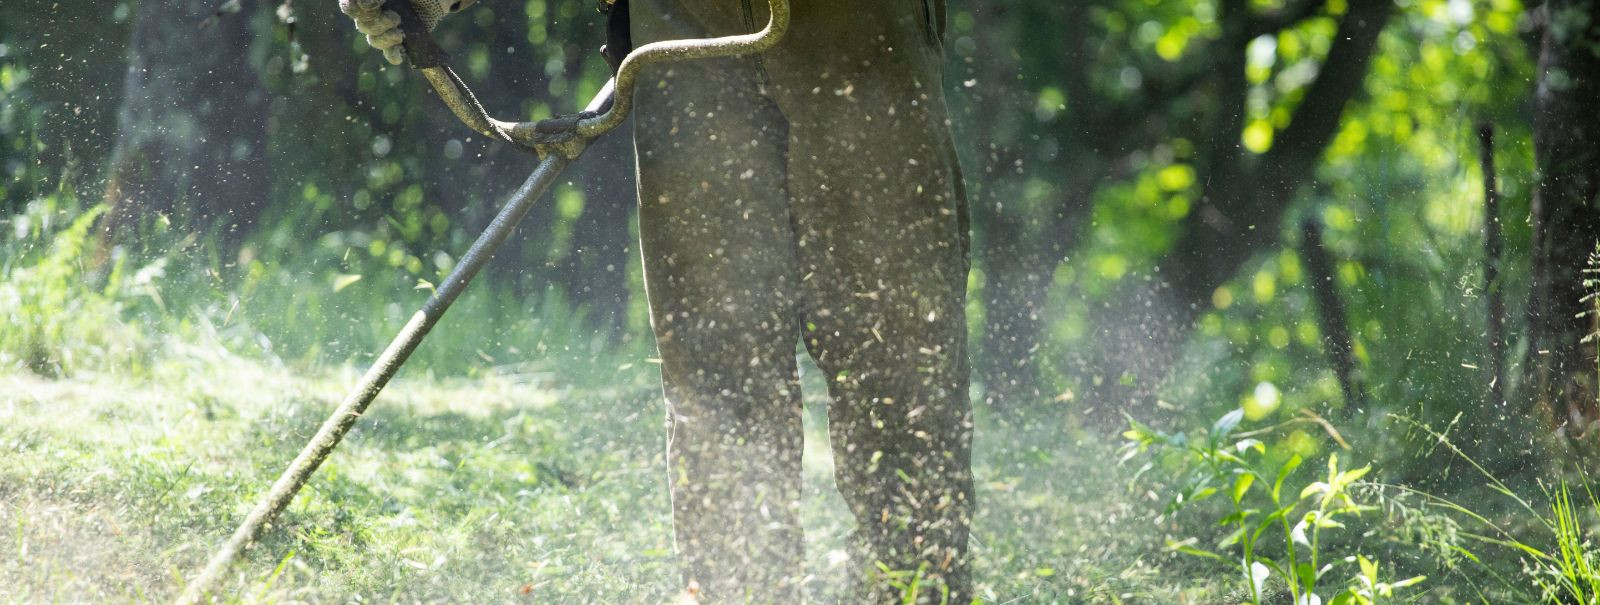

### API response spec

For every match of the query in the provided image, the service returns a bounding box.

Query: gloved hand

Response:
[339,0,478,66]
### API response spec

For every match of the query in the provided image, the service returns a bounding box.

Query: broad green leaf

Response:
[1389,575,1425,588]
[1275,454,1303,501]
[1219,510,1255,526]
[1218,525,1245,548]
[1233,473,1256,504]
[1216,450,1248,465]
[1296,561,1316,590]
[1336,464,1372,487]
[1301,481,1330,500]
[1212,408,1245,441]
[1165,539,1225,561]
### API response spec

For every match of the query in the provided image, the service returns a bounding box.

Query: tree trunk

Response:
[1166,0,1395,309]
[1526,0,1600,434]
[1301,220,1364,411]
[436,10,566,284]
[103,0,270,250]
[978,213,1054,406]
[1085,0,1394,422]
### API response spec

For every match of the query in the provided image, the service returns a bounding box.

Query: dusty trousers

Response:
[628,0,973,602]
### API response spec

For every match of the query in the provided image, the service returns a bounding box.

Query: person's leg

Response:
[763,1,975,601]
[630,2,805,600]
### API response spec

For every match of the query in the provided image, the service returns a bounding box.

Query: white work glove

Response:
[339,0,478,66]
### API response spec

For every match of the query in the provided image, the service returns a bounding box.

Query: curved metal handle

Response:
[388,0,791,154]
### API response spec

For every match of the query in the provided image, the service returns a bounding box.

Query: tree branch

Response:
[1301,219,1365,413]
[1164,0,1396,310]
[1246,0,1330,39]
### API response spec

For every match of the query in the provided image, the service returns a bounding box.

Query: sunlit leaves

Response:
[1244,381,1283,419]
[1154,18,1208,61]
[1156,164,1196,191]
[1243,119,1276,153]
[1034,87,1066,122]
[333,273,363,292]
[1124,410,1409,604]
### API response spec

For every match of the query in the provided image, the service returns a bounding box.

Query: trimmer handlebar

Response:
[382,0,790,156]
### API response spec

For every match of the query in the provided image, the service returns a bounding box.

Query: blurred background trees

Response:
[1526,0,1600,433]
[1,0,1594,465]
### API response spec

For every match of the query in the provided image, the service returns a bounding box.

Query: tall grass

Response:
[0,187,650,384]
[1383,415,1600,604]
[0,194,144,376]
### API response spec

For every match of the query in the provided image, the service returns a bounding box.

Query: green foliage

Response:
[0,195,142,376]
[1123,409,1424,604]
[1355,416,1600,603]
[1578,242,1600,350]
[1544,481,1600,603]
[1,185,643,385]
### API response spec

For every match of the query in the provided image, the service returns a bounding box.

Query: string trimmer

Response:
[173,1,789,602]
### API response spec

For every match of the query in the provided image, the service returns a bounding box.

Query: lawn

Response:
[0,342,1229,603]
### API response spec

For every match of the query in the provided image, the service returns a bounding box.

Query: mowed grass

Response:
[0,343,1224,603]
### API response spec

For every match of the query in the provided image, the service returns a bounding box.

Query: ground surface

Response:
[0,348,1220,603]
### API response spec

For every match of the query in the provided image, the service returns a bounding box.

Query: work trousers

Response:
[630,0,972,601]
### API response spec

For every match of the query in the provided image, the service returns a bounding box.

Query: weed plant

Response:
[1124,409,1424,604]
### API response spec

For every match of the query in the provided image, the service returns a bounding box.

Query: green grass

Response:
[0,353,676,602]
[3,195,1573,604]
[0,193,1230,603]
[0,338,1243,603]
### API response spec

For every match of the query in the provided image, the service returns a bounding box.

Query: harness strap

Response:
[600,0,634,76]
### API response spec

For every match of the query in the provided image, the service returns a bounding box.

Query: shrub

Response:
[1123,409,1424,604]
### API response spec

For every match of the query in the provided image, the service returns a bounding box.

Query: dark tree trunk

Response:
[437,10,564,284]
[1301,220,1364,411]
[978,214,1056,406]
[963,0,1040,410]
[1166,0,1395,308]
[1480,124,1507,412]
[0,1,131,211]
[1526,0,1600,434]
[1085,0,1395,422]
[103,0,270,250]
